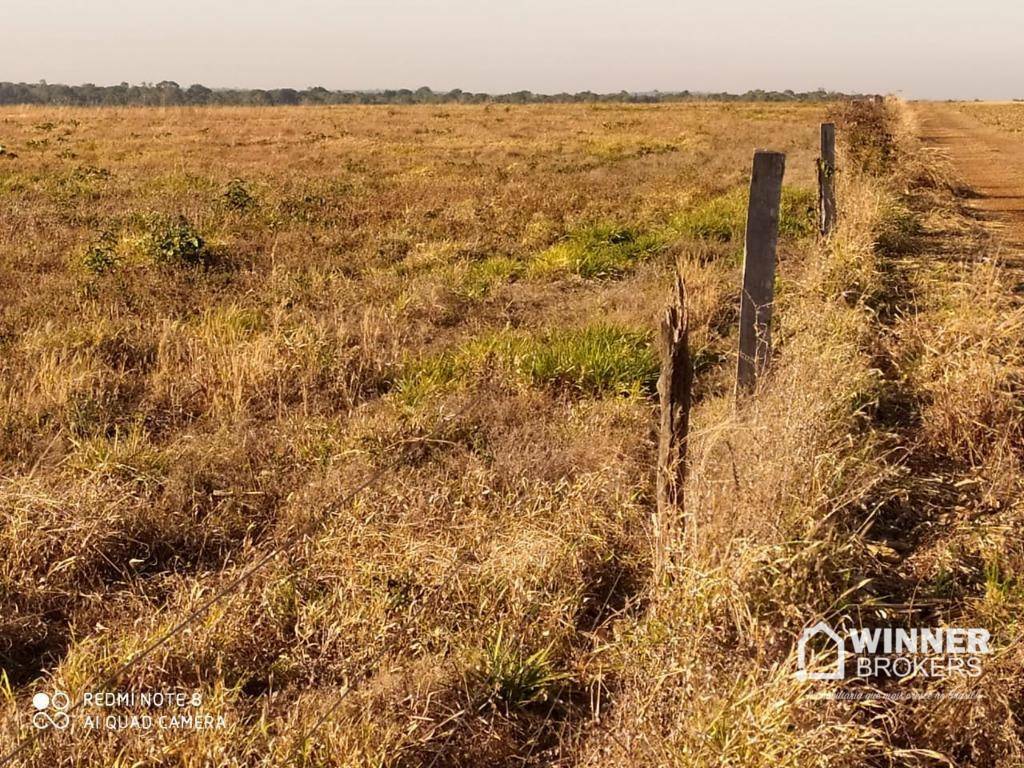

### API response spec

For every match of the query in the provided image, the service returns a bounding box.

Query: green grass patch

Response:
[476,628,569,709]
[671,185,816,243]
[396,324,657,404]
[524,189,812,280]
[529,223,666,278]
[460,255,525,297]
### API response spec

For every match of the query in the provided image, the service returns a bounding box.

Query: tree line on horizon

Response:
[0,80,868,106]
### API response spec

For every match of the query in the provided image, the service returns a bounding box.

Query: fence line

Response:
[3,114,848,767]
[656,119,842,544]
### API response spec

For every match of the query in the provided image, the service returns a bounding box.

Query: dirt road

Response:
[915,102,1024,250]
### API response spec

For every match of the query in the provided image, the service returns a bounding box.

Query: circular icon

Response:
[30,691,71,730]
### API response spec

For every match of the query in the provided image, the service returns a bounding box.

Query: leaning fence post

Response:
[655,272,692,580]
[818,123,836,237]
[736,150,785,396]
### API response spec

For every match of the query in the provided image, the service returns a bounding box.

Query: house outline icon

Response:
[796,620,845,680]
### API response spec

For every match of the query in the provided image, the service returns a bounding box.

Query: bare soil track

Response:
[854,102,1024,633]
[916,102,1024,253]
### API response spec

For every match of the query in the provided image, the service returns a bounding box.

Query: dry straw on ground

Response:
[1,98,1022,766]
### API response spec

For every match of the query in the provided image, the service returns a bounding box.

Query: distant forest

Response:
[0,81,868,106]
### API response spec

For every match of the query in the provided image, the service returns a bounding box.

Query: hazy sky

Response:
[3,0,1020,99]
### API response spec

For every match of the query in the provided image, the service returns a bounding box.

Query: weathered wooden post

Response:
[818,123,836,236]
[736,150,785,395]
[655,272,691,578]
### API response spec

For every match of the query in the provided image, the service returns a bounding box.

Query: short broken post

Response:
[655,273,692,580]
[736,150,785,396]
[818,123,836,237]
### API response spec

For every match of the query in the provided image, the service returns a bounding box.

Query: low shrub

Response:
[82,231,119,275]
[150,217,208,267]
[223,178,255,211]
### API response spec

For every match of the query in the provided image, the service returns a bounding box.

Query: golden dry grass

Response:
[947,102,1024,134]
[1,99,1021,767]
[0,102,823,765]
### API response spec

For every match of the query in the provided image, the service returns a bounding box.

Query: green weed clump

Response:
[476,628,568,709]
[150,217,208,267]
[530,223,665,278]
[223,178,255,211]
[672,186,816,243]
[82,231,119,275]
[397,324,657,403]
[72,165,111,182]
[461,254,525,297]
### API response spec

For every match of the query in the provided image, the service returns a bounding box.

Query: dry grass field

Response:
[949,102,1024,133]
[1,100,1022,766]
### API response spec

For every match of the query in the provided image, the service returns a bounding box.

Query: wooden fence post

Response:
[655,272,692,578]
[818,123,836,237]
[736,150,785,395]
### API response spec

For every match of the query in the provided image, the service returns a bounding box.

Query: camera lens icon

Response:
[31,691,71,730]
